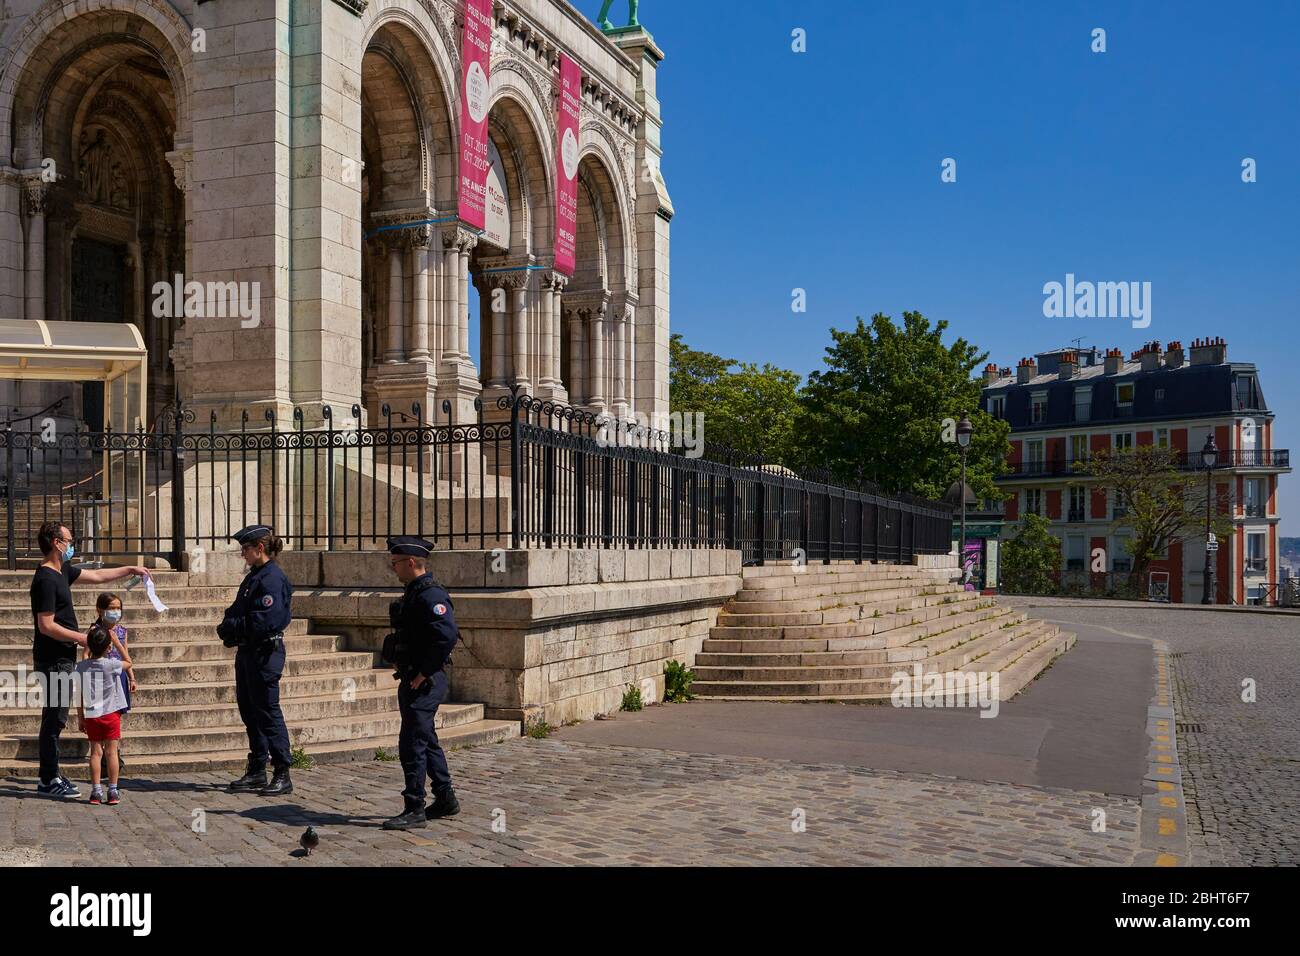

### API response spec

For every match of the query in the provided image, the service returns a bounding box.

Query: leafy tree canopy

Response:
[796,312,1010,500]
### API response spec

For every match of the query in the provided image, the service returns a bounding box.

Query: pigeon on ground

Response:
[300,826,319,856]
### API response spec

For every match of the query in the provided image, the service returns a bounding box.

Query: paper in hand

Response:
[143,576,169,613]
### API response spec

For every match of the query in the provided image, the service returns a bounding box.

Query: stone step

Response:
[733,570,961,596]
[708,599,1003,645]
[0,618,313,644]
[0,716,521,775]
[0,633,342,665]
[993,632,1076,700]
[724,585,971,616]
[0,685,426,733]
[0,603,235,625]
[695,625,1068,702]
[0,667,396,710]
[0,586,237,609]
[717,588,978,627]
[0,710,420,758]
[692,619,1042,685]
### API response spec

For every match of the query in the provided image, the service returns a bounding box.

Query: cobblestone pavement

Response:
[0,738,1140,866]
[1018,604,1300,866]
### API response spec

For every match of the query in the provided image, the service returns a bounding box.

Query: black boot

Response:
[260,766,293,796]
[229,761,268,792]
[383,805,428,831]
[426,787,460,819]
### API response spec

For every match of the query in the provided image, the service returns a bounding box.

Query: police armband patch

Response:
[434,603,447,616]
[262,594,274,607]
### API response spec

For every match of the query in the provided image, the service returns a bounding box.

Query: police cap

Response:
[232,524,274,546]
[387,536,434,557]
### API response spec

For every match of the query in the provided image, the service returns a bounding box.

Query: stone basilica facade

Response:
[0,0,672,430]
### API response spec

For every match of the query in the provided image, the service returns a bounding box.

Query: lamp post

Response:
[957,412,973,584]
[1200,434,1218,605]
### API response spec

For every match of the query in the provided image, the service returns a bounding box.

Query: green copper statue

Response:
[597,0,639,31]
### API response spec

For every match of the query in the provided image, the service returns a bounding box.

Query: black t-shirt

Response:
[31,563,81,667]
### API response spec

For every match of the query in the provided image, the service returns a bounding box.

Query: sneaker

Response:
[36,777,81,799]
[88,790,103,805]
[106,789,120,806]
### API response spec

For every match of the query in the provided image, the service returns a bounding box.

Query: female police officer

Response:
[219,525,294,796]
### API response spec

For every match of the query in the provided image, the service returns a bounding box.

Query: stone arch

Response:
[572,144,630,295]
[358,1,460,210]
[0,1,192,423]
[0,0,193,164]
[483,85,554,258]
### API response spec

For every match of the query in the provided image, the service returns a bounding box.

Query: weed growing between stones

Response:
[621,684,644,711]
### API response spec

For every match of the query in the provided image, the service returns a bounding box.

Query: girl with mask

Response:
[94,593,136,769]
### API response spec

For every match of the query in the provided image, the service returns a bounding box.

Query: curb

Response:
[1004,598,1300,617]
[1134,639,1189,867]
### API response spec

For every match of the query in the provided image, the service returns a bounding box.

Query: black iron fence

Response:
[1,394,953,568]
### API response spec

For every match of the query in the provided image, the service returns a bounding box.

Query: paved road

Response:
[0,740,1140,867]
[0,604,1166,866]
[1010,601,1300,867]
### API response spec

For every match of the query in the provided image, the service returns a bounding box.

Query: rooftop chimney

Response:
[1058,351,1077,380]
[1164,341,1184,368]
[1190,336,1227,366]
[983,363,1001,387]
[1103,348,1123,376]
[1016,357,1037,385]
[1000,367,1011,378]
[1139,341,1162,372]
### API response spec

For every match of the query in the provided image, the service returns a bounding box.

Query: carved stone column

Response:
[566,303,585,406]
[586,303,606,412]
[509,273,529,391]
[22,177,47,321]
[433,225,482,421]
[384,234,405,363]
[408,226,431,361]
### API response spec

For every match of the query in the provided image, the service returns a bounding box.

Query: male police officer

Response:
[218,525,295,796]
[381,536,461,830]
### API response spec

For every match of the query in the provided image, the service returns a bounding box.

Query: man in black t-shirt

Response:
[29,521,151,797]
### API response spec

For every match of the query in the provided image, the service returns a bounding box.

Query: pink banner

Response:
[457,0,493,229]
[553,53,581,276]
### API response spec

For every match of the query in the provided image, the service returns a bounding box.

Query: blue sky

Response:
[629,0,1300,531]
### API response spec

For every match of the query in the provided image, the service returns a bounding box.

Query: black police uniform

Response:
[382,537,460,828]
[218,526,293,793]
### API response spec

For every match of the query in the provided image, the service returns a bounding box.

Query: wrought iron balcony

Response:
[1000,448,1290,480]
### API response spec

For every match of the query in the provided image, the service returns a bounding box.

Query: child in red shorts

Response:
[74,623,133,805]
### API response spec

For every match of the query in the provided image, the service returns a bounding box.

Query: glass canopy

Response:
[0,319,147,431]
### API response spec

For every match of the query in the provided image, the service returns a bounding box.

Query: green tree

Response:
[668,333,801,461]
[1080,446,1233,591]
[999,513,1061,595]
[796,312,1010,499]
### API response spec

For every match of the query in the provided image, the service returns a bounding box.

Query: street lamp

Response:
[957,412,973,585]
[1201,434,1218,605]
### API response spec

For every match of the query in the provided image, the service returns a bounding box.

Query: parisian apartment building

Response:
[982,338,1290,604]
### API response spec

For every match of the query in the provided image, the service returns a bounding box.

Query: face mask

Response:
[62,544,75,561]
[103,610,123,625]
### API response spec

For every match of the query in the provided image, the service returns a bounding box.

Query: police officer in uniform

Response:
[381,537,461,830]
[219,525,295,796]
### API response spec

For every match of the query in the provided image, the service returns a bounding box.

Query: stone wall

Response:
[191,547,742,725]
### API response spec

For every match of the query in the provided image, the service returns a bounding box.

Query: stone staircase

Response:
[0,569,518,777]
[693,561,1074,702]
